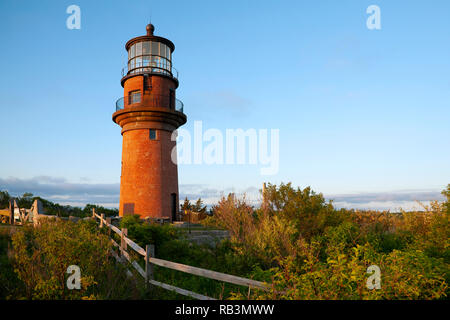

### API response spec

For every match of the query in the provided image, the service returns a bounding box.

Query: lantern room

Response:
[123,24,176,79]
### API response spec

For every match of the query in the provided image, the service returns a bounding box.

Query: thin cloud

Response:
[327,191,444,204]
[0,176,119,207]
[325,190,445,212]
[0,176,445,211]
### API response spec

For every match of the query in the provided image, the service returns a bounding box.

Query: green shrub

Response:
[119,215,179,249]
[11,219,137,299]
[0,226,24,299]
[219,183,450,300]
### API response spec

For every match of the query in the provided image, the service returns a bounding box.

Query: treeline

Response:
[180,197,209,214]
[0,190,118,218]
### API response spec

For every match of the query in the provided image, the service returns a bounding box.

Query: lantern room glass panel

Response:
[136,42,142,57]
[130,44,135,59]
[142,41,150,55]
[152,42,159,56]
[126,40,173,75]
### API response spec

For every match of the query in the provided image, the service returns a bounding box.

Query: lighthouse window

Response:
[149,129,157,140]
[160,44,167,58]
[152,42,159,56]
[135,42,142,57]
[127,40,172,75]
[165,45,170,59]
[129,90,141,104]
[143,57,150,69]
[130,44,135,59]
[142,41,150,55]
[135,57,142,68]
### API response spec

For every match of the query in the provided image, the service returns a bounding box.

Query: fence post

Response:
[92,208,95,219]
[120,228,128,256]
[188,210,191,234]
[100,213,105,228]
[145,244,155,284]
[9,199,15,225]
[106,218,112,237]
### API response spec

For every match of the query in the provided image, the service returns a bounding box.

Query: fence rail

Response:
[92,210,270,300]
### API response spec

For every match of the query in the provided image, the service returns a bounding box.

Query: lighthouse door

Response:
[171,193,177,222]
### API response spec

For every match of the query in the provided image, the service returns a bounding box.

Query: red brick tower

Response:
[113,24,186,220]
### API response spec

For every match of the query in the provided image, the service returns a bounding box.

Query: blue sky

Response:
[0,0,448,210]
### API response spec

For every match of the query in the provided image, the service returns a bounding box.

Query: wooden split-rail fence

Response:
[0,199,48,225]
[92,210,271,300]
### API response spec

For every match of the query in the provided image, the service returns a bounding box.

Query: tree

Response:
[192,198,207,214]
[180,197,192,212]
[17,193,34,209]
[263,182,338,239]
[82,204,118,217]
[442,184,450,215]
[0,190,10,209]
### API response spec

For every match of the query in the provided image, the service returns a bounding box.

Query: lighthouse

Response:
[113,24,187,220]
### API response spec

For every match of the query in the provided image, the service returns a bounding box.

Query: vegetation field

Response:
[0,183,448,300]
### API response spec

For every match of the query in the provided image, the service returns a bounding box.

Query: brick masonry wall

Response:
[119,128,179,219]
[118,74,180,219]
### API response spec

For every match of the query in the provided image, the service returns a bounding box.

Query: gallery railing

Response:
[122,60,179,80]
[115,93,184,113]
